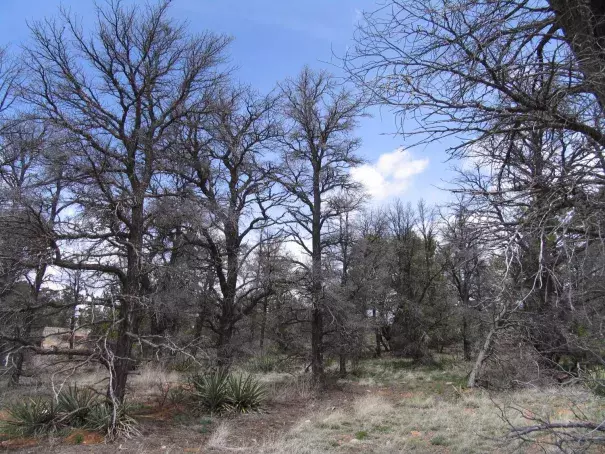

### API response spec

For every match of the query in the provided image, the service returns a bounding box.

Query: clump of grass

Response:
[430,434,449,446]
[85,402,139,438]
[190,369,230,414]
[355,430,369,440]
[584,367,605,396]
[167,386,189,405]
[190,369,266,414]
[1,385,138,439]
[56,385,99,427]
[227,373,266,413]
[248,355,280,373]
[2,397,58,437]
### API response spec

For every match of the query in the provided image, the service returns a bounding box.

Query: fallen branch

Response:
[509,421,605,437]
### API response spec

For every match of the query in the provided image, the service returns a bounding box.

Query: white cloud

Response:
[351,148,429,200]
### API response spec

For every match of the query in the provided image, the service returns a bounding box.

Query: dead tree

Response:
[23,0,230,405]
[171,85,284,366]
[275,67,365,384]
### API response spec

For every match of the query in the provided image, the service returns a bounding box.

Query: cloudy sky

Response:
[0,0,456,206]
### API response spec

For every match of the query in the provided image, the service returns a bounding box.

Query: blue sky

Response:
[0,0,455,206]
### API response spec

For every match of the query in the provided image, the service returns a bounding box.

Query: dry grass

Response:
[128,363,182,396]
[246,357,605,454]
[266,375,316,404]
[251,386,604,453]
[2,355,603,453]
[207,422,231,450]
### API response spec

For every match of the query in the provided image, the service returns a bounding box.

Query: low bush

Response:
[56,385,99,427]
[584,367,605,396]
[189,369,266,414]
[190,369,230,414]
[1,385,137,439]
[227,374,266,413]
[2,397,58,437]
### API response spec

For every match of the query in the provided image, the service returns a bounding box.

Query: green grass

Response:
[355,430,369,440]
[430,435,449,446]
[251,356,605,453]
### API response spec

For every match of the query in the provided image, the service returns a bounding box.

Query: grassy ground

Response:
[1,355,603,453]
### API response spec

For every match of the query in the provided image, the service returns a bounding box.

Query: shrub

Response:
[190,369,230,414]
[2,398,58,437]
[189,370,266,414]
[227,374,266,413]
[168,386,189,405]
[85,402,139,438]
[585,367,605,396]
[355,430,369,440]
[57,385,99,427]
[430,435,449,446]
[1,385,138,439]
[248,355,279,373]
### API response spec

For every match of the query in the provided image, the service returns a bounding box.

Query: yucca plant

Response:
[227,373,266,413]
[189,369,230,414]
[85,402,139,439]
[2,397,58,436]
[56,385,99,427]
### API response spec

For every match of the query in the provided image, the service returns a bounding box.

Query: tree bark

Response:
[311,157,324,384]
[467,324,496,388]
[462,315,472,361]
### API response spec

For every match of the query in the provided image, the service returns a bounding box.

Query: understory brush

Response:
[189,369,266,415]
[0,384,138,439]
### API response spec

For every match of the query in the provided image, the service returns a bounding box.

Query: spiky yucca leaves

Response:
[189,370,266,414]
[2,398,58,437]
[1,385,138,439]
[56,385,100,427]
[190,369,230,414]
[85,402,139,439]
[227,373,266,413]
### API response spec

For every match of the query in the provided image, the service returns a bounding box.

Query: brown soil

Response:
[3,383,370,454]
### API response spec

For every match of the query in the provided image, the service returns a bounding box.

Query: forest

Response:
[0,0,604,452]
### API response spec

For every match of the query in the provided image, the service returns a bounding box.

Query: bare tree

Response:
[171,85,284,365]
[276,67,365,384]
[0,47,20,121]
[441,197,487,361]
[23,0,230,404]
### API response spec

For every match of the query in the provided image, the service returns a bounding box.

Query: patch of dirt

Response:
[4,383,371,453]
[63,430,104,446]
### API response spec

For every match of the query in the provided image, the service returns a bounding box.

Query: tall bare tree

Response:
[276,67,365,383]
[171,85,284,365]
[23,0,230,403]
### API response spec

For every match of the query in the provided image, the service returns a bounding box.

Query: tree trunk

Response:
[549,0,605,110]
[68,311,76,360]
[311,155,324,384]
[259,297,268,351]
[311,306,324,383]
[375,329,382,358]
[462,315,472,361]
[108,202,144,404]
[339,353,347,377]
[467,324,496,388]
[190,311,205,356]
[217,315,234,368]
[10,264,46,386]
